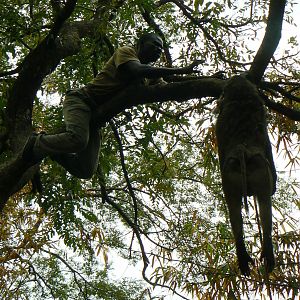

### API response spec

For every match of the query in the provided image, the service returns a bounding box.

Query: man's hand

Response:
[210,71,226,79]
[182,59,205,74]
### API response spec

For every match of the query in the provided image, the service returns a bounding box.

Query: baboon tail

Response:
[238,146,249,213]
[265,158,274,196]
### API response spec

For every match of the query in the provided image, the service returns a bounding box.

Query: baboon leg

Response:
[223,157,253,275]
[256,192,275,273]
[224,191,253,276]
[248,155,275,273]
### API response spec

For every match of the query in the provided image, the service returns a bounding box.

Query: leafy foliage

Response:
[0,0,299,299]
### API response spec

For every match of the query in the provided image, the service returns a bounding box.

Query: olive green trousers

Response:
[34,89,101,179]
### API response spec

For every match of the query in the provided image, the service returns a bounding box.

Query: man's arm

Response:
[117,60,202,81]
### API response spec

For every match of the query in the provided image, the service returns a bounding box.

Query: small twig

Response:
[110,120,139,254]
[41,248,89,298]
[104,196,149,267]
[139,4,173,66]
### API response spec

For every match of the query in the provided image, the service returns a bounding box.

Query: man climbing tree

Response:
[22,33,201,178]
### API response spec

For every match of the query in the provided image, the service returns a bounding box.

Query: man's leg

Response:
[32,93,91,155]
[23,91,94,174]
[52,123,101,179]
[23,90,102,178]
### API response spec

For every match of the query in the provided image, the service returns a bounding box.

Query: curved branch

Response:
[104,196,149,266]
[6,20,102,150]
[249,0,286,82]
[261,81,300,104]
[263,96,300,121]
[41,248,90,296]
[0,66,21,78]
[161,0,252,67]
[6,29,81,143]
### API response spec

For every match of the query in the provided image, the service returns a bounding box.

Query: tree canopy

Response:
[0,0,299,299]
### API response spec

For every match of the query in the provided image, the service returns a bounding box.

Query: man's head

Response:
[136,33,163,64]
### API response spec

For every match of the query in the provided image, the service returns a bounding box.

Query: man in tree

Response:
[22,33,201,179]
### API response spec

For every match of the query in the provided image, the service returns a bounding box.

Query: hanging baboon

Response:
[215,75,277,276]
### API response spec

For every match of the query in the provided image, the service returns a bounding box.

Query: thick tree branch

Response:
[50,0,78,37]
[0,158,38,211]
[249,0,286,82]
[6,20,103,151]
[94,78,225,124]
[1,3,112,207]
[2,75,297,210]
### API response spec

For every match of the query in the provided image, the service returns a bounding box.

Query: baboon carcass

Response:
[215,75,277,276]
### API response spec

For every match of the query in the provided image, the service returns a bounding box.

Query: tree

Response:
[0,0,299,299]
